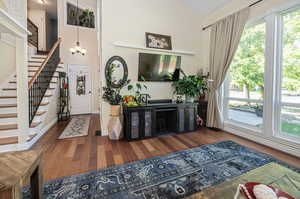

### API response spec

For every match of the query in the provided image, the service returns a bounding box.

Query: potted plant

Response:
[172,75,208,103]
[125,76,150,106]
[102,87,123,116]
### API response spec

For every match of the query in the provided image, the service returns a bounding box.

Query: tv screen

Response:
[138,53,181,82]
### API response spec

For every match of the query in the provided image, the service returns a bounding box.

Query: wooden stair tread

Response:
[0,122,41,131]
[0,137,18,145]
[28,60,43,63]
[0,96,16,99]
[0,111,46,119]
[9,81,57,84]
[0,104,17,108]
[0,113,17,118]
[3,88,55,91]
[0,102,49,108]
[0,133,37,146]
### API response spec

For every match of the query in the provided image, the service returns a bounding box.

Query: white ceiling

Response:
[184,0,233,15]
[28,0,57,19]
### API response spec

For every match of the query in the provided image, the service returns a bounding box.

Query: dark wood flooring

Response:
[33,114,300,182]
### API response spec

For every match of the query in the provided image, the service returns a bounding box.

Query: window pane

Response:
[281,9,300,103]
[228,100,263,128]
[281,106,300,138]
[229,23,266,100]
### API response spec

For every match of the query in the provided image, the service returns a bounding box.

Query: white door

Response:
[69,65,92,115]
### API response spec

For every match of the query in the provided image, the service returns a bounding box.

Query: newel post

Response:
[16,36,29,144]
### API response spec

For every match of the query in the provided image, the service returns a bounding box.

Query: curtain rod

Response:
[202,0,263,31]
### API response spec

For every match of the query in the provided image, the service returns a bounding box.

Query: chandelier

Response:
[69,0,86,55]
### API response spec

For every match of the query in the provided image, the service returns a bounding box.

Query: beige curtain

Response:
[207,8,250,128]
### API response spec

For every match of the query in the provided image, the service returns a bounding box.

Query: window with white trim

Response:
[276,8,300,140]
[224,22,266,129]
[223,5,300,144]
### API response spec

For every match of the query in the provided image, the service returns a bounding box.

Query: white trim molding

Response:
[224,122,300,158]
[113,42,196,56]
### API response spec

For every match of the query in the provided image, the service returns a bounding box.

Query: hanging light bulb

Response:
[69,0,87,56]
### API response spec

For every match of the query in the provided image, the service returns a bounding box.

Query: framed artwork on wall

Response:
[65,0,95,29]
[145,32,172,50]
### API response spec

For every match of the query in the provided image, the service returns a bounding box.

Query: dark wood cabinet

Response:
[123,103,197,141]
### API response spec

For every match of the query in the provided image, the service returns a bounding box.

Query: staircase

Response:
[0,39,63,149]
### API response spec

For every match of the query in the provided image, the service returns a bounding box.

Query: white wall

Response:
[100,0,203,134]
[57,0,100,115]
[28,9,47,51]
[0,35,16,86]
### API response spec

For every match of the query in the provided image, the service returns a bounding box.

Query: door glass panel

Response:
[228,100,263,128]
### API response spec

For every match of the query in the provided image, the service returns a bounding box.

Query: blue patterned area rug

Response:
[23,141,299,199]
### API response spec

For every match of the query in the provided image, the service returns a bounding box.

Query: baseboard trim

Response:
[224,124,300,158]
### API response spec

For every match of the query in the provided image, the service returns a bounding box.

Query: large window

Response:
[223,5,300,145]
[277,8,300,140]
[225,22,266,129]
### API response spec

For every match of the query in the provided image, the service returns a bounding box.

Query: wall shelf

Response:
[113,42,196,56]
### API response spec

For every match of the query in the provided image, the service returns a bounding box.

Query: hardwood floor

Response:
[33,114,300,182]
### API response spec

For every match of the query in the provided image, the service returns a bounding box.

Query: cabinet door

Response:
[185,106,196,131]
[131,112,140,139]
[177,107,186,133]
[144,110,152,137]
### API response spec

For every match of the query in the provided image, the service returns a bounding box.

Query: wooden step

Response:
[0,102,49,108]
[28,60,43,63]
[3,88,55,91]
[0,137,18,145]
[9,81,57,84]
[0,113,17,118]
[0,122,41,131]
[0,133,37,146]
[0,96,16,99]
[0,104,17,108]
[31,57,45,60]
[0,94,53,98]
[0,111,46,119]
[28,75,59,78]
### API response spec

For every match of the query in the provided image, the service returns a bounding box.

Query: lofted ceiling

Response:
[28,0,57,19]
[184,0,233,15]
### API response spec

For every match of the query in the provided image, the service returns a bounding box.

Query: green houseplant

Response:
[172,75,208,103]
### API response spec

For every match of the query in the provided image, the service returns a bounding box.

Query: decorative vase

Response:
[111,105,121,116]
[185,95,194,103]
[108,116,123,140]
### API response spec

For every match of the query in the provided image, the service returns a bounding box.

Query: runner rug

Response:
[58,115,90,139]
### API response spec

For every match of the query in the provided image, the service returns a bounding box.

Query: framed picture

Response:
[145,32,172,50]
[65,0,95,29]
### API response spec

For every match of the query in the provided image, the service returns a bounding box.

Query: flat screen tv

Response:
[138,53,181,82]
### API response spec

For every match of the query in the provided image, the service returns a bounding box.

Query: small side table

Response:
[0,150,43,199]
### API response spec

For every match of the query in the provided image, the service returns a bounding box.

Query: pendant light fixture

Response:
[69,0,86,55]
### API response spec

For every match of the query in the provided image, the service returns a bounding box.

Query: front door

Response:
[69,64,92,115]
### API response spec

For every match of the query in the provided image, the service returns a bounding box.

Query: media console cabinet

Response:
[123,103,198,141]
